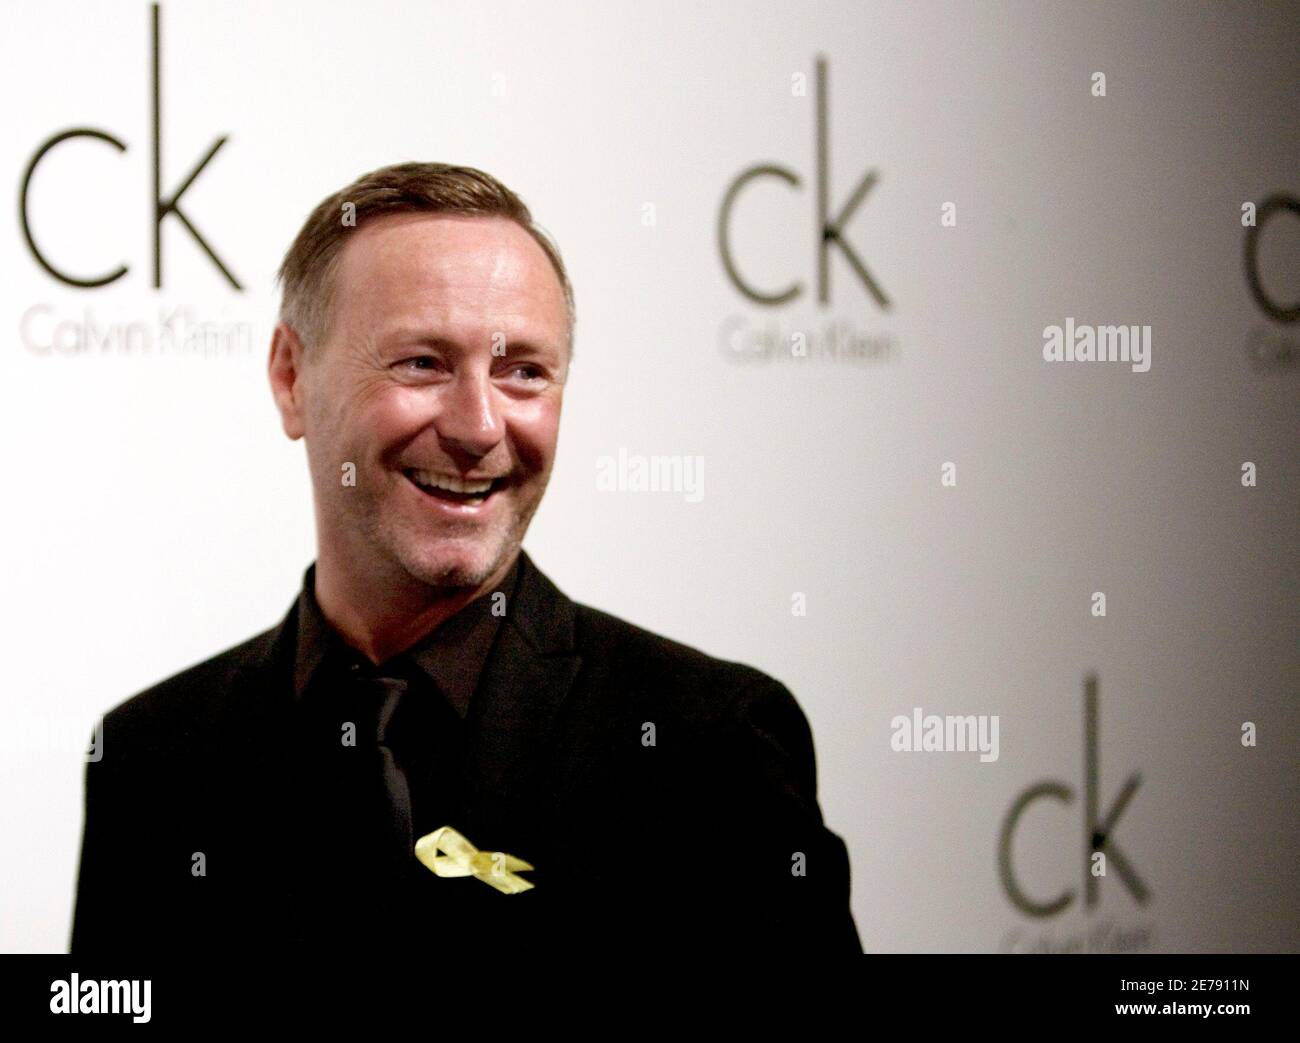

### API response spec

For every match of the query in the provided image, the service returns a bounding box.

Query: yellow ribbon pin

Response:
[414,826,535,894]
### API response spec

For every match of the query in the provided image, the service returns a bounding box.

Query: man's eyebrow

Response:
[500,338,562,357]
[380,329,561,357]
[378,329,460,350]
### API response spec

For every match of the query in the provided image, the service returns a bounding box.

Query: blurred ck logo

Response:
[998,673,1151,918]
[718,55,887,310]
[18,3,240,291]
[1244,194,1298,324]
[1243,192,1297,370]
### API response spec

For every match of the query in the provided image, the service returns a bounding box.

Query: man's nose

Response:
[434,369,503,459]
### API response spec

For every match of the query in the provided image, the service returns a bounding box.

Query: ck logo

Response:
[717,54,888,310]
[1244,193,1298,324]
[18,3,240,291]
[998,674,1151,917]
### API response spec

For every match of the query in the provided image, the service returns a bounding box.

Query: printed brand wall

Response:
[1,0,1296,953]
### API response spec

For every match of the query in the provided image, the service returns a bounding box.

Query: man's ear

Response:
[268,322,308,440]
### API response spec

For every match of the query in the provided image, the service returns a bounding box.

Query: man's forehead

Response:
[334,212,565,325]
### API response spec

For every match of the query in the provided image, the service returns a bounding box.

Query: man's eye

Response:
[509,364,544,381]
[401,356,442,371]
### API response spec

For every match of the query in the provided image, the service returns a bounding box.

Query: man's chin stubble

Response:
[392,530,516,592]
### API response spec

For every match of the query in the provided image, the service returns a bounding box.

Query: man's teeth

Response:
[408,469,496,495]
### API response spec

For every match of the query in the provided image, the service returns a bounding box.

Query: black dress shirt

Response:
[292,555,520,718]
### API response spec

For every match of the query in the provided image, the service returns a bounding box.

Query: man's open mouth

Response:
[404,468,504,506]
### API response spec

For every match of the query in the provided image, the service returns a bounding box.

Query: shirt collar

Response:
[292,554,521,718]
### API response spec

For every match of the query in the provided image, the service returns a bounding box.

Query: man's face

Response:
[292,212,569,592]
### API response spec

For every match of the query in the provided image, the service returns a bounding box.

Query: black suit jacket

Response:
[70,550,861,954]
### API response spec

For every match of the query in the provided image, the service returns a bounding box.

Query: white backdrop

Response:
[1,0,1296,953]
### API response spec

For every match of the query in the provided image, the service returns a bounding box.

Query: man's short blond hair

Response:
[276,161,575,355]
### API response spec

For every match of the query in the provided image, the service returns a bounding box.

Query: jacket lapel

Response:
[461,549,584,811]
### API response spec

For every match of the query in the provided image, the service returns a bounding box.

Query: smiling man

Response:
[282,205,567,663]
[69,162,861,955]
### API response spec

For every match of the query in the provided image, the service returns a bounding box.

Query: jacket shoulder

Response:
[565,601,832,872]
[97,623,283,764]
[567,600,795,726]
[571,601,773,685]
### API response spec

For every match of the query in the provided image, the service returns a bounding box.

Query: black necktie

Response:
[349,672,414,874]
